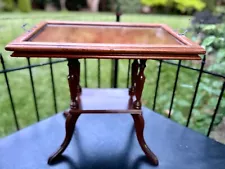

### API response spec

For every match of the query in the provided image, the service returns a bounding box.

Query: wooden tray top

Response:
[5,21,205,60]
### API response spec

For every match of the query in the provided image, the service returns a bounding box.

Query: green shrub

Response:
[155,22,225,135]
[173,0,206,14]
[2,0,15,11]
[141,0,168,6]
[18,0,32,12]
[141,0,206,14]
[204,0,216,12]
[189,22,225,133]
[198,23,225,75]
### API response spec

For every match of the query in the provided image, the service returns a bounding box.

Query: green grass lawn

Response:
[0,11,220,139]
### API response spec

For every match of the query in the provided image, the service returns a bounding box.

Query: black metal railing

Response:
[0,55,68,130]
[152,57,225,137]
[0,12,225,143]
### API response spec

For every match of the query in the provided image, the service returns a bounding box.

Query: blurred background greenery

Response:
[0,0,225,144]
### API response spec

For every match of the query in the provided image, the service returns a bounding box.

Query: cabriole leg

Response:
[48,112,80,164]
[132,114,159,166]
[131,59,159,166]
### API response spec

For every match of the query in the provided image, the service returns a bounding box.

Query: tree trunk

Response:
[87,0,100,12]
[60,0,66,10]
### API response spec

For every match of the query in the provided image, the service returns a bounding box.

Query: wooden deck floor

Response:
[0,89,225,169]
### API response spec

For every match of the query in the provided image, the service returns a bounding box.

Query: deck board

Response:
[0,89,225,169]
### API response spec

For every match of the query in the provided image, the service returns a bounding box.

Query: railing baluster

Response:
[110,4,121,88]
[116,3,121,22]
[207,81,225,137]
[97,59,101,88]
[111,59,119,88]
[27,58,40,122]
[49,58,58,114]
[168,60,181,118]
[126,59,131,88]
[84,59,88,88]
[0,55,19,130]
[153,60,162,111]
[186,55,206,127]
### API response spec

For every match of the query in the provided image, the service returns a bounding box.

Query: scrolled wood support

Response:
[129,59,139,96]
[133,59,146,109]
[67,59,81,109]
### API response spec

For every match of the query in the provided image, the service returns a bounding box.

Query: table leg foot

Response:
[48,112,80,165]
[131,114,159,166]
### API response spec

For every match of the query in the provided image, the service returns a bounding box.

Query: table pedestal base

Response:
[48,59,159,166]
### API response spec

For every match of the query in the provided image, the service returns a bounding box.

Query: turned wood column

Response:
[67,59,80,109]
[133,59,146,109]
[77,59,82,96]
[129,59,139,96]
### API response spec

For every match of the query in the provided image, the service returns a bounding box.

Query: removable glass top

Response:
[28,24,184,45]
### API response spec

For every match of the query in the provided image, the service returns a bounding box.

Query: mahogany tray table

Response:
[5,21,205,166]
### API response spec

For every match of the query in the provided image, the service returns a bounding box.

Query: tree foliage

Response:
[203,0,216,12]
[185,20,225,134]
[141,0,206,14]
[18,0,32,12]
[141,0,168,6]
[2,0,15,11]
[174,0,206,13]
[1,0,32,12]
